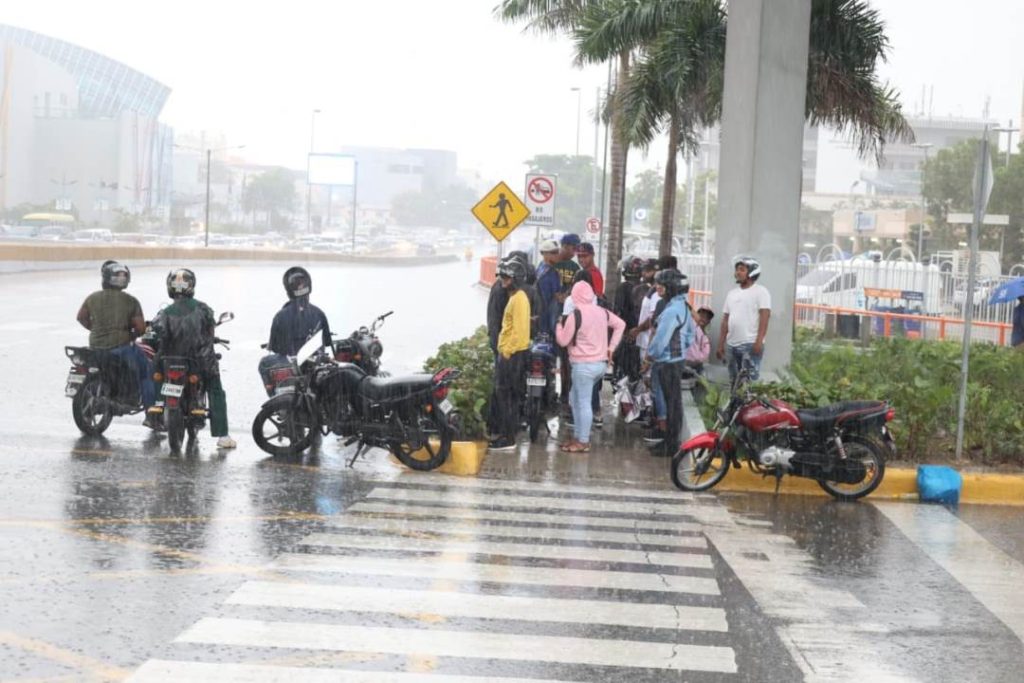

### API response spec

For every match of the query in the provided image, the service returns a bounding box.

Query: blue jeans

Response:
[726,343,762,385]
[111,343,155,408]
[570,361,606,444]
[651,363,666,420]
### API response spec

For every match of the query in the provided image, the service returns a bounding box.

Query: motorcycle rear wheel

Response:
[251,398,315,457]
[818,434,887,501]
[166,408,185,454]
[391,407,452,471]
[527,396,543,443]
[72,379,114,436]
[671,444,730,492]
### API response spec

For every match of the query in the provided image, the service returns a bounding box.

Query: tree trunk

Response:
[659,113,680,258]
[603,50,631,300]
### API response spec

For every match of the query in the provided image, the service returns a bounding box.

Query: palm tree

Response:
[573,0,912,257]
[495,0,633,296]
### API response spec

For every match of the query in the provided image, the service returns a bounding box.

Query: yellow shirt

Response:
[497,289,530,358]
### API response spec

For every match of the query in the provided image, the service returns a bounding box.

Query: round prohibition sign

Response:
[527,177,554,204]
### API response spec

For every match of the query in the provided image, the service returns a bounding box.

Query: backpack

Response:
[569,307,610,348]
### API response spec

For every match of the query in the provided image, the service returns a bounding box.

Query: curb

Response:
[682,389,1024,506]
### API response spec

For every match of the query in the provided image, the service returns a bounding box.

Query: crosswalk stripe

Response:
[175,617,738,673]
[388,475,691,501]
[227,580,729,631]
[875,502,1024,643]
[271,553,721,594]
[368,487,690,516]
[129,660,577,682]
[325,515,707,548]
[302,532,713,568]
[349,501,701,532]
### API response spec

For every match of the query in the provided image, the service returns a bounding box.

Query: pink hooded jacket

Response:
[556,281,626,363]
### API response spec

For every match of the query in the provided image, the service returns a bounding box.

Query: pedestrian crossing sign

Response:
[471,181,530,242]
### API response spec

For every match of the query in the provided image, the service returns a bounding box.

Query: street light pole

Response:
[993,122,1019,168]
[306,109,320,233]
[911,142,934,261]
[204,148,212,247]
[570,87,581,157]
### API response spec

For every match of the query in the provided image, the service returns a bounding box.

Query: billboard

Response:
[308,153,355,186]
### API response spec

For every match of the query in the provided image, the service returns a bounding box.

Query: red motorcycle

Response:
[671,371,896,501]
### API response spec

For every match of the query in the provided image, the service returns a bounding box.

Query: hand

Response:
[715,346,725,361]
[607,349,614,364]
[628,327,639,341]
[753,340,764,357]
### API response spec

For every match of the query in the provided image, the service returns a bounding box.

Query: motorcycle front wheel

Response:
[818,434,887,501]
[72,379,114,436]
[251,396,315,457]
[671,444,730,492]
[391,406,452,471]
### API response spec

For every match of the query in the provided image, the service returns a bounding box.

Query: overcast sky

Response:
[3,0,1022,186]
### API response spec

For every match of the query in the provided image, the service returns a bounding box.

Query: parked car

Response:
[416,243,436,256]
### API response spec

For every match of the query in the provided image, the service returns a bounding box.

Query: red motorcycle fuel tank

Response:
[738,399,801,432]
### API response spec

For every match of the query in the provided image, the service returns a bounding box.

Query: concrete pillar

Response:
[711,0,811,375]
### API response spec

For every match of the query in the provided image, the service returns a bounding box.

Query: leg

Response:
[658,361,683,456]
[206,374,229,437]
[570,362,604,445]
[651,362,666,421]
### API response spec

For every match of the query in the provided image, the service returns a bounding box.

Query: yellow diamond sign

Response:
[471,181,530,242]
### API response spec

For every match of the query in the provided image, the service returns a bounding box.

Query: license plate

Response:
[66,373,86,384]
[438,398,453,415]
[526,377,546,387]
[274,385,296,396]
[161,383,184,397]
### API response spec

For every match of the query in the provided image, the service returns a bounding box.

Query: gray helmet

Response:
[654,268,689,298]
[733,255,761,280]
[166,268,196,299]
[497,257,527,289]
[101,260,130,290]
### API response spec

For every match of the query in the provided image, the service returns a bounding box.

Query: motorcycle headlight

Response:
[369,341,383,359]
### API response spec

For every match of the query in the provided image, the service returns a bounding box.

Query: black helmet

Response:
[654,268,689,298]
[283,266,312,299]
[166,268,196,299]
[642,258,659,272]
[497,257,526,289]
[101,260,130,290]
[620,255,644,280]
[733,254,762,280]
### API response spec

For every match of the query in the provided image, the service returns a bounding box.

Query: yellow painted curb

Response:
[712,465,1024,506]
[392,441,487,477]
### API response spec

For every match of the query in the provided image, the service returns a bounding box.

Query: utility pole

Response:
[911,142,933,261]
[306,109,320,233]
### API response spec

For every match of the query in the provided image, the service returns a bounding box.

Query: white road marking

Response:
[227,580,728,631]
[367,487,691,516]
[388,475,690,501]
[271,553,720,594]
[349,500,702,532]
[325,515,707,548]
[175,617,738,673]
[875,502,1024,643]
[303,531,713,568]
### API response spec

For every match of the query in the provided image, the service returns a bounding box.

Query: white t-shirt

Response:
[636,289,661,351]
[723,283,771,347]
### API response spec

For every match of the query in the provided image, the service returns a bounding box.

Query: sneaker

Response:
[216,435,238,449]
[643,430,665,444]
[487,437,517,453]
[593,415,604,428]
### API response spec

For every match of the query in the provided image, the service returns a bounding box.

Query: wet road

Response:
[2,263,1024,681]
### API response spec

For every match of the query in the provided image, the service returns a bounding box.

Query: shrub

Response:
[423,326,494,440]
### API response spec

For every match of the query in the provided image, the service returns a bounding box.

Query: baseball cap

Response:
[539,239,560,253]
[560,233,581,247]
[576,242,595,255]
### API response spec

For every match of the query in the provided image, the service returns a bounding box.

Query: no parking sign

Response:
[524,174,556,227]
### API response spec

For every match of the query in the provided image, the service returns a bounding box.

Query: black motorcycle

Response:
[251,335,461,470]
[524,333,557,442]
[332,310,392,376]
[152,311,234,454]
[64,338,156,436]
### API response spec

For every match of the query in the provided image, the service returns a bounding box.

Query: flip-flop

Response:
[563,441,591,453]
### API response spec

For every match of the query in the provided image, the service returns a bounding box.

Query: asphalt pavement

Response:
[2,262,1024,682]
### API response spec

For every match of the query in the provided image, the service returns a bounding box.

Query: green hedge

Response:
[735,335,1024,464]
[423,326,494,440]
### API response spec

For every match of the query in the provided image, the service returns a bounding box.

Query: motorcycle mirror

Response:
[218,311,235,325]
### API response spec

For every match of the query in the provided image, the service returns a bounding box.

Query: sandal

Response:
[559,440,579,452]
[563,441,591,453]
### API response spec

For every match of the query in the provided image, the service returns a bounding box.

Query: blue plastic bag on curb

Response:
[917,465,962,505]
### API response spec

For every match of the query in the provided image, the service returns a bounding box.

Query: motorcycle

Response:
[151,311,234,454]
[670,369,896,501]
[251,334,461,471]
[524,332,558,442]
[64,337,157,436]
[331,310,392,376]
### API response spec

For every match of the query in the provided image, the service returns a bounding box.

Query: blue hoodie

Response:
[647,295,695,364]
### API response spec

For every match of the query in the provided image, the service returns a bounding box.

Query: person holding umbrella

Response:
[986,276,1024,348]
[1013,296,1024,348]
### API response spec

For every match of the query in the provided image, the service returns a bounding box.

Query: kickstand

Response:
[347,442,367,468]
[773,471,783,494]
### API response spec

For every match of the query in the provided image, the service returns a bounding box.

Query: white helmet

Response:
[733,255,761,280]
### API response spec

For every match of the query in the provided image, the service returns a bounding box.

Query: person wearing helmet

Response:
[153,268,236,449]
[489,258,531,452]
[644,268,695,457]
[268,266,332,356]
[76,261,155,420]
[611,256,645,384]
[488,252,543,353]
[716,255,772,383]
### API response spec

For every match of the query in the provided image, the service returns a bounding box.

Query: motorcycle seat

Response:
[358,373,435,402]
[796,400,888,433]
